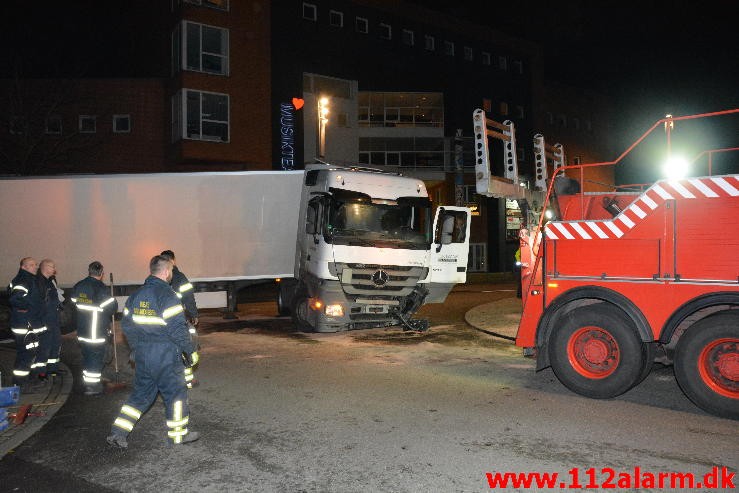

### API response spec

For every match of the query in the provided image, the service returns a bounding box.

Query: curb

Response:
[0,347,73,459]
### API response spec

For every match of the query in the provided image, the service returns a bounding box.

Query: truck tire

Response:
[674,312,738,420]
[549,303,645,399]
[291,294,314,333]
[277,284,292,317]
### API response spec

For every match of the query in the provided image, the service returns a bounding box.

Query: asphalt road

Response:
[1,284,736,492]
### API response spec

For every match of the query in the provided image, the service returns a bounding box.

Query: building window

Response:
[184,21,229,75]
[574,156,582,165]
[184,0,229,10]
[573,117,580,131]
[516,105,525,119]
[546,111,554,125]
[358,92,444,129]
[113,114,131,133]
[171,23,181,75]
[45,116,62,135]
[79,115,96,133]
[402,29,414,46]
[464,46,473,61]
[513,59,523,74]
[482,98,492,113]
[443,40,454,56]
[463,185,478,203]
[585,120,592,132]
[355,17,368,33]
[424,35,435,51]
[379,23,391,40]
[329,10,343,27]
[302,3,317,21]
[481,51,491,66]
[181,89,229,142]
[517,146,525,162]
[499,102,509,116]
[498,55,507,70]
[557,114,567,128]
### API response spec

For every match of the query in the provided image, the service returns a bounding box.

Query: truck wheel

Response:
[674,312,739,419]
[277,285,291,317]
[550,304,645,399]
[291,296,314,333]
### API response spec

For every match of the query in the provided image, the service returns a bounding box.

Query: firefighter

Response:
[8,257,46,389]
[160,250,199,388]
[71,261,118,395]
[36,259,64,379]
[514,247,522,298]
[107,255,199,449]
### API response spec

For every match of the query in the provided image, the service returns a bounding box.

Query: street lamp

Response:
[317,96,329,160]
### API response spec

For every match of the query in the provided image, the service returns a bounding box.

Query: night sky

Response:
[2,1,737,178]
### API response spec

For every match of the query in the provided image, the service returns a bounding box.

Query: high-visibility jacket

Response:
[171,266,198,321]
[9,268,44,329]
[121,275,194,356]
[71,276,118,344]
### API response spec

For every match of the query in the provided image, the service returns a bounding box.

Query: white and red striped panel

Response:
[544,175,739,240]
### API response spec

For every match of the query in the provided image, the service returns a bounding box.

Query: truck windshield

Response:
[326,193,432,249]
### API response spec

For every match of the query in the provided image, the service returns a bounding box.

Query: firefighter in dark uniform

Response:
[8,257,46,389]
[160,250,199,388]
[71,261,118,395]
[36,259,64,379]
[107,255,200,449]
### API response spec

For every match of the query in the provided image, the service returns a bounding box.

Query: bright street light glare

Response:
[663,156,689,179]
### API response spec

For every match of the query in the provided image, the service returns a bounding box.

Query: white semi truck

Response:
[0,164,470,332]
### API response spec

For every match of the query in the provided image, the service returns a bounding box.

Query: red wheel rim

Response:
[698,338,739,399]
[567,326,620,379]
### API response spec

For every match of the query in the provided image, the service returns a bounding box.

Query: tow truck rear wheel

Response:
[550,303,645,399]
[674,312,739,420]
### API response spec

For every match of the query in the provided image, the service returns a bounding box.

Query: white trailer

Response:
[1,165,471,332]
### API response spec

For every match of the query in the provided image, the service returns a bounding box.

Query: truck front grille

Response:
[336,263,426,298]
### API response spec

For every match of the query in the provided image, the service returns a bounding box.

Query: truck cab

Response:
[287,164,470,332]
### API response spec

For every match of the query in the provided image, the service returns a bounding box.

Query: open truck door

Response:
[430,206,471,285]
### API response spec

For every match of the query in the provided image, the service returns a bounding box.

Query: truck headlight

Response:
[325,304,344,317]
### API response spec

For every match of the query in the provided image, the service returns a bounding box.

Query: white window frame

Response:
[498,55,507,71]
[355,16,368,34]
[464,46,473,61]
[45,116,62,135]
[379,23,392,40]
[184,0,229,10]
[180,89,230,143]
[401,29,414,46]
[302,2,317,21]
[79,115,96,134]
[443,40,454,56]
[424,35,435,51]
[513,60,523,74]
[329,10,343,27]
[481,51,491,66]
[113,114,131,134]
[516,105,525,119]
[183,21,229,75]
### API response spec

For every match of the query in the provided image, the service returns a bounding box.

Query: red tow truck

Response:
[473,108,739,419]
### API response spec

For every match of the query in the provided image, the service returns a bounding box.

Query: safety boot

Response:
[106,434,128,449]
[171,431,200,446]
